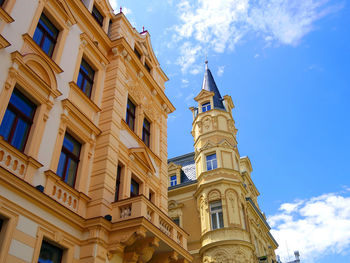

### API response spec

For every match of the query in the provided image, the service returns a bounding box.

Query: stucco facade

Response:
[168,63,278,263]
[0,0,191,262]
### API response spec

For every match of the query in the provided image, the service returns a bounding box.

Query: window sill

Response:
[21,34,63,74]
[0,6,14,24]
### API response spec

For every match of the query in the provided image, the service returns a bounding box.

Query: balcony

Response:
[0,136,42,183]
[44,170,90,217]
[111,195,188,250]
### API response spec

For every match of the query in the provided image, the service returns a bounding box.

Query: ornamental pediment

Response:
[129,147,155,174]
[194,89,214,102]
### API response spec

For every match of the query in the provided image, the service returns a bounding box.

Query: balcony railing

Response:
[44,170,90,217]
[0,136,42,182]
[112,195,187,249]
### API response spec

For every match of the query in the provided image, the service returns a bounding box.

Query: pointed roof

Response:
[201,61,225,110]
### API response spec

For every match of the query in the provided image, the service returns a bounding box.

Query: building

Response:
[167,62,278,262]
[0,0,192,262]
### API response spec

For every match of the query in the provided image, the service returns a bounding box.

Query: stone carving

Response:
[208,190,221,202]
[213,249,229,263]
[199,196,208,232]
[226,190,240,225]
[203,116,212,131]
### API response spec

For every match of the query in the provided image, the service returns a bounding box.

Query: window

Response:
[130,178,139,197]
[0,218,3,232]
[210,201,224,230]
[142,118,151,147]
[149,189,155,203]
[33,13,59,57]
[77,58,95,98]
[38,240,63,263]
[170,175,177,187]
[115,164,122,201]
[173,217,180,226]
[134,48,141,60]
[145,62,151,73]
[0,88,36,151]
[126,99,136,131]
[206,153,217,171]
[202,102,211,112]
[0,0,5,7]
[92,6,104,26]
[57,133,81,187]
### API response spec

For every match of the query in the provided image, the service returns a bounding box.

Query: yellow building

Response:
[167,62,278,263]
[0,0,191,262]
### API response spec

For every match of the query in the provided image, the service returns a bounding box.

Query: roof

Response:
[168,152,196,183]
[201,61,225,110]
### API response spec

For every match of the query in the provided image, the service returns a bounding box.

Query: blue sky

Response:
[110,1,350,262]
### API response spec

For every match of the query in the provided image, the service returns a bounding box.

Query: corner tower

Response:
[186,61,278,262]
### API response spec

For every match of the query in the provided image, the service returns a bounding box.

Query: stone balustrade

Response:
[44,170,90,217]
[112,195,187,249]
[0,136,42,183]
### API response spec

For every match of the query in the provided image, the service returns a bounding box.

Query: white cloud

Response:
[268,190,350,263]
[217,66,225,76]
[173,0,343,73]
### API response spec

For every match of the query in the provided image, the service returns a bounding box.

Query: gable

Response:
[129,147,155,174]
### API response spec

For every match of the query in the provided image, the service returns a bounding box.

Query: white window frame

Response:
[210,201,224,230]
[202,102,211,112]
[206,153,217,171]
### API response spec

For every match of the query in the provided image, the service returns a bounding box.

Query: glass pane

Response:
[213,159,217,169]
[81,59,95,79]
[77,73,84,89]
[40,14,59,39]
[127,99,135,114]
[38,241,63,263]
[66,159,77,187]
[42,37,54,57]
[33,27,44,46]
[218,211,224,228]
[211,213,217,229]
[207,161,212,170]
[11,119,29,151]
[83,81,92,97]
[57,152,66,178]
[10,90,36,118]
[0,110,15,140]
[63,134,81,157]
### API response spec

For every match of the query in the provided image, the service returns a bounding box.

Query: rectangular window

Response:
[130,178,139,197]
[134,48,141,59]
[126,99,136,131]
[92,6,104,26]
[38,240,63,263]
[115,164,122,202]
[77,58,95,98]
[170,175,177,187]
[173,217,180,226]
[202,102,211,112]
[33,13,59,57]
[210,201,224,230]
[142,118,151,147]
[0,88,36,151]
[206,153,217,171]
[0,218,3,232]
[0,0,5,7]
[57,133,81,187]
[145,62,151,73]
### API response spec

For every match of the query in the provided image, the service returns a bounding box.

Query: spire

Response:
[201,60,225,110]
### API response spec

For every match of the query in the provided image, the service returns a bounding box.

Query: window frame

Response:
[0,88,37,152]
[130,178,139,197]
[142,117,151,147]
[126,98,136,131]
[77,58,95,98]
[206,153,217,171]
[33,12,59,58]
[170,175,177,187]
[210,200,224,230]
[56,132,82,188]
[115,164,122,201]
[202,102,211,112]
[38,240,63,263]
[92,5,104,26]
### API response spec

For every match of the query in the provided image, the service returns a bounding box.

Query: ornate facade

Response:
[168,62,278,263]
[0,0,191,262]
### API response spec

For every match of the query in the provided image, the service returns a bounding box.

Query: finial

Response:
[120,6,122,13]
[143,26,145,32]
[205,58,208,70]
